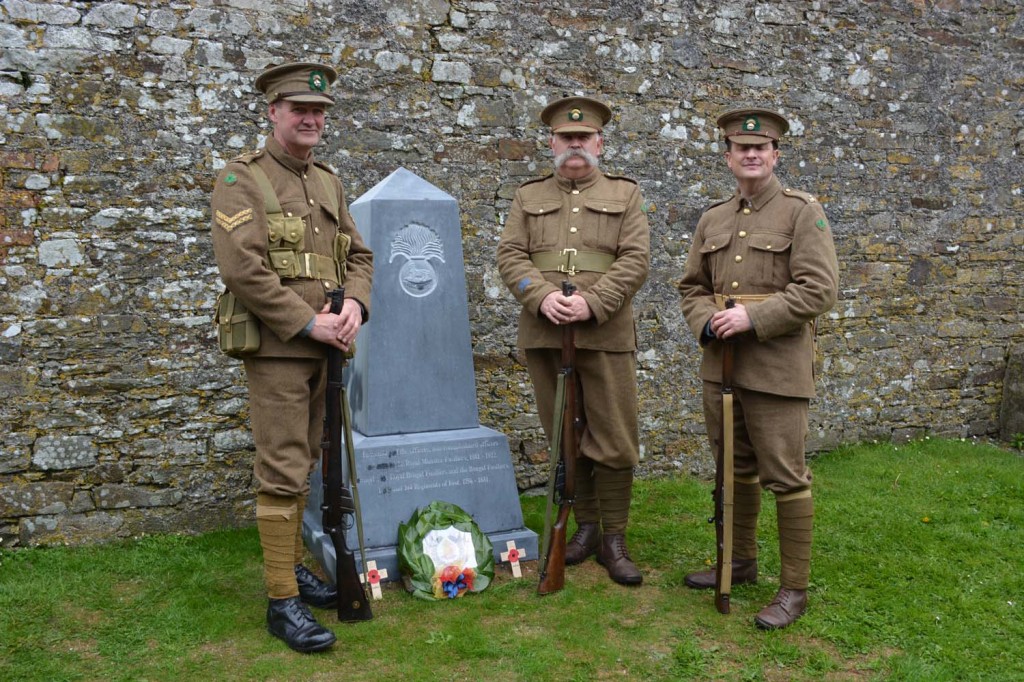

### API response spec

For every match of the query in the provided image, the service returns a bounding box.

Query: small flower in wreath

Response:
[433,564,476,599]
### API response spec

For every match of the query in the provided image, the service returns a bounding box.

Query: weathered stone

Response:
[0,0,1018,548]
[94,484,183,510]
[31,436,97,471]
[0,481,74,517]
[432,60,472,84]
[20,511,125,545]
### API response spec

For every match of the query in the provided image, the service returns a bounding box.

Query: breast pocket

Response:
[747,232,793,286]
[698,230,734,280]
[522,201,563,249]
[582,199,626,248]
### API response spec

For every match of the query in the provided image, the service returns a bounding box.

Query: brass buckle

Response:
[303,252,317,278]
[557,248,577,276]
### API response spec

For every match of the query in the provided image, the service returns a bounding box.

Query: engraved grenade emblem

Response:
[389,222,445,298]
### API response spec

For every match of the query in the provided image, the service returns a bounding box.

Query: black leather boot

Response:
[596,534,643,585]
[295,564,338,609]
[683,559,758,589]
[267,596,336,653]
[565,523,601,565]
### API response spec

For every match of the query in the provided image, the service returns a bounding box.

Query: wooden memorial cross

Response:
[500,540,526,578]
[362,560,388,600]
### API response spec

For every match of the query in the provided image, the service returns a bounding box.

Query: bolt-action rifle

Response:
[538,280,584,595]
[712,298,737,614]
[321,287,373,622]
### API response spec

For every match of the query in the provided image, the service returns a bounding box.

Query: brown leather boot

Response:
[596,534,642,585]
[565,523,601,565]
[754,587,807,630]
[683,558,758,590]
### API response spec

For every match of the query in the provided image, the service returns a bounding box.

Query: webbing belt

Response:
[274,252,340,282]
[530,248,615,276]
[715,293,772,309]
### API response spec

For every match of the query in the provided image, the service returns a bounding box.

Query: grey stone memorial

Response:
[304,168,537,584]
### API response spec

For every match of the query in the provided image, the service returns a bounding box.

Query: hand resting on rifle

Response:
[540,289,593,325]
[709,303,752,340]
[309,298,363,351]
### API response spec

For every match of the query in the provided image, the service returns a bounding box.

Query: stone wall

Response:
[1,0,1020,546]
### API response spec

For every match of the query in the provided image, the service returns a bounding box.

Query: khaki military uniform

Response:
[212,135,373,496]
[679,172,837,599]
[678,174,838,491]
[498,169,650,467]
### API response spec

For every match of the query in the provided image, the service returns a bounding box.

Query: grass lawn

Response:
[1,438,1021,681]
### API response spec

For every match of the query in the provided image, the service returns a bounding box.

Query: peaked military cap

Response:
[255,61,338,106]
[541,96,612,134]
[718,108,790,144]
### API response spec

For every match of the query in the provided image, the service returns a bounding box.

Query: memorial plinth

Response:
[304,168,537,583]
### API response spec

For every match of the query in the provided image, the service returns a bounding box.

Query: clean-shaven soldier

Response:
[211,62,373,652]
[677,108,838,629]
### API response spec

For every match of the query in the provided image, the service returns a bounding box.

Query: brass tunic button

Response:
[572,207,580,213]
[570,227,578,233]
[709,243,716,250]
[286,212,293,217]
[314,227,320,234]
[738,230,747,238]
[289,231,298,239]
[538,208,545,213]
[282,259,289,265]
[766,244,773,250]
[308,199,315,206]
[735,255,742,263]
[731,281,739,289]
[743,208,751,215]
[572,189,580,195]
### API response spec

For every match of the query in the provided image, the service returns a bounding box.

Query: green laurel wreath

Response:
[397,500,495,601]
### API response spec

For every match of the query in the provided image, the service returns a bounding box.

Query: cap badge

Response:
[569,108,583,122]
[309,70,327,92]
[743,116,761,131]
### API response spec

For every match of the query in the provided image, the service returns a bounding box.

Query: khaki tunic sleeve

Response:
[496,189,561,317]
[330,176,373,320]
[746,200,838,340]
[677,207,722,342]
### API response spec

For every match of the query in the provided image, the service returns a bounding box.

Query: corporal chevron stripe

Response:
[215,208,254,232]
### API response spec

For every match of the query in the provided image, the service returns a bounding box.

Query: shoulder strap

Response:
[247,163,282,215]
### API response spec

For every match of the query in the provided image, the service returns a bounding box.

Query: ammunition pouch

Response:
[215,289,260,357]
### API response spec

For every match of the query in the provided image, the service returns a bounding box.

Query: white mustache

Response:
[554,148,599,169]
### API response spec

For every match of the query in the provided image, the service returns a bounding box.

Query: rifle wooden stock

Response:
[538,280,581,595]
[714,298,736,614]
[321,287,373,622]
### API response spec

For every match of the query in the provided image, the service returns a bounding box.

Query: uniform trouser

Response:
[702,382,813,589]
[244,356,328,598]
[243,356,327,496]
[526,348,639,534]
